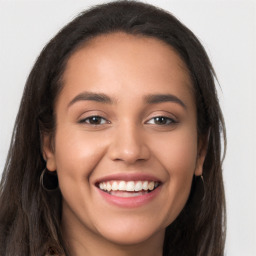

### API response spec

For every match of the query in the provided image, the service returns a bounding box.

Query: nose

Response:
[108,123,150,164]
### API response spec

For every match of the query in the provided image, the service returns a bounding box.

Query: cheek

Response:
[53,127,109,226]
[53,126,107,183]
[150,128,198,220]
[152,126,198,174]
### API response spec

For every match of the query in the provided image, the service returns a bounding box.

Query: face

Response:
[44,33,206,248]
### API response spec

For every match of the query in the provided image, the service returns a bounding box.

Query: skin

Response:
[43,32,207,256]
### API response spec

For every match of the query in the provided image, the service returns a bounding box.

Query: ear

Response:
[194,130,210,176]
[42,133,57,172]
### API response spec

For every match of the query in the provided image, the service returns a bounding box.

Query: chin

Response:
[100,227,164,246]
[93,215,167,246]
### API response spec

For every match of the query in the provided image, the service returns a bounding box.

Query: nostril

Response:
[108,144,151,164]
[107,128,151,163]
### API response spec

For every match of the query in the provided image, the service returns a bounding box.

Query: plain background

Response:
[0,0,255,255]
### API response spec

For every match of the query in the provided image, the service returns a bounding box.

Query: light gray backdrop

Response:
[0,0,255,255]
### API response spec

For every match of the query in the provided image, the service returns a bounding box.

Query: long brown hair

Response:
[0,1,226,255]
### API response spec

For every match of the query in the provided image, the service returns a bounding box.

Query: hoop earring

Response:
[40,168,59,192]
[200,175,205,201]
[189,175,205,205]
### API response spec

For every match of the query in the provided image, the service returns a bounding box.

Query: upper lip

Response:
[94,173,162,185]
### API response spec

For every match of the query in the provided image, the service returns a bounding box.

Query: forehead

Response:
[59,32,194,104]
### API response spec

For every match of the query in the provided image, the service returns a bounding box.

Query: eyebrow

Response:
[68,92,186,109]
[68,92,114,108]
[145,94,186,109]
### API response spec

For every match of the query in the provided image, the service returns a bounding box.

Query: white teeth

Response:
[112,181,118,191]
[106,182,112,192]
[142,181,148,190]
[126,181,135,191]
[98,180,160,192]
[119,181,126,191]
[148,181,154,191]
[135,181,142,191]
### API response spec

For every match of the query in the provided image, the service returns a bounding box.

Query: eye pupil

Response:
[155,117,168,125]
[89,116,101,124]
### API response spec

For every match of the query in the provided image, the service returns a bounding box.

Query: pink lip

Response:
[94,173,162,208]
[96,185,161,208]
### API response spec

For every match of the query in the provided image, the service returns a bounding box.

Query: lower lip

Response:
[97,186,161,208]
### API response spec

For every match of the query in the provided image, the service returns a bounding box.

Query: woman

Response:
[0,1,226,255]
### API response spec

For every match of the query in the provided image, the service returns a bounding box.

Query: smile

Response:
[97,180,160,197]
[95,176,162,207]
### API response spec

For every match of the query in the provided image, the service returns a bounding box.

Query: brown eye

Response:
[80,116,108,125]
[147,116,176,125]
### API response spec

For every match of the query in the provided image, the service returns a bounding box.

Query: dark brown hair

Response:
[0,1,226,255]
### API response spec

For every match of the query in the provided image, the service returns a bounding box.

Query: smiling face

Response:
[43,32,206,252]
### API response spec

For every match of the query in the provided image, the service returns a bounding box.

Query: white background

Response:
[0,0,255,255]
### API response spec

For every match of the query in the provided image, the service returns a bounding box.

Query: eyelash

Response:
[79,116,109,125]
[79,115,177,126]
[146,116,177,126]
